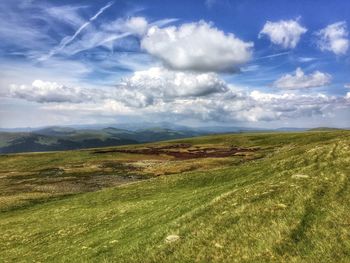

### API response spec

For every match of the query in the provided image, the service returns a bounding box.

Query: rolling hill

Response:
[1,124,330,154]
[0,126,201,154]
[0,130,349,262]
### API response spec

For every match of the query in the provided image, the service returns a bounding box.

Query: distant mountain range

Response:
[0,123,346,154]
[0,126,201,154]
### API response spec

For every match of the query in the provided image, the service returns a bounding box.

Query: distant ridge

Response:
[0,124,347,154]
[0,126,200,154]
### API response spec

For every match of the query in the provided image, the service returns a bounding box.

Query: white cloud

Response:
[259,19,307,48]
[346,92,350,100]
[141,21,253,72]
[45,5,86,28]
[5,67,228,107]
[139,89,345,123]
[0,58,95,98]
[316,22,349,55]
[344,84,350,88]
[273,68,331,89]
[123,17,149,36]
[116,67,228,107]
[7,77,349,125]
[7,80,95,103]
[13,86,349,125]
[42,99,132,115]
[101,16,148,36]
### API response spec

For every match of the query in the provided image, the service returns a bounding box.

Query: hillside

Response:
[0,130,349,262]
[2,124,336,154]
[0,126,201,154]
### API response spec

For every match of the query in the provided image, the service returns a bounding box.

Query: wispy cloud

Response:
[254,51,290,61]
[297,57,317,63]
[0,4,52,51]
[45,4,87,28]
[39,1,114,61]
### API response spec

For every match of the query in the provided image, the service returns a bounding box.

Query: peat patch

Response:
[93,144,259,159]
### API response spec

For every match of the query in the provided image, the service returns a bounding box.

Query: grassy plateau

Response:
[0,130,349,262]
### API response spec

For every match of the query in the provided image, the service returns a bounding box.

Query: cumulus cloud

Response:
[139,89,345,123]
[346,92,350,100]
[14,78,349,124]
[7,80,95,103]
[272,68,331,89]
[316,22,349,55]
[259,19,307,48]
[6,68,229,107]
[3,71,348,125]
[141,21,253,72]
[116,67,228,107]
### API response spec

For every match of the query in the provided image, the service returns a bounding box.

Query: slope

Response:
[0,131,349,262]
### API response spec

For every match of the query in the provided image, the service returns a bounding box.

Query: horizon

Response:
[1,0,350,128]
[0,121,348,131]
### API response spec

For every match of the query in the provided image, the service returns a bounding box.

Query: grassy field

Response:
[0,131,349,262]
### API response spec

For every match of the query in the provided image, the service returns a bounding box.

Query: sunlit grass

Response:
[0,131,349,262]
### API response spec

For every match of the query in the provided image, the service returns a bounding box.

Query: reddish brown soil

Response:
[93,144,259,159]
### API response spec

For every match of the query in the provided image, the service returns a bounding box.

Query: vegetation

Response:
[0,130,349,262]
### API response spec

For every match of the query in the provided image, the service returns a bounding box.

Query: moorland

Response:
[0,130,349,262]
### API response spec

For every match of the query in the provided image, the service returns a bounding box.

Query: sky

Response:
[0,0,349,128]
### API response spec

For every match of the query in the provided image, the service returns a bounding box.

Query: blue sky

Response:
[0,0,349,128]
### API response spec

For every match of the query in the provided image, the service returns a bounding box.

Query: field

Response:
[0,131,349,262]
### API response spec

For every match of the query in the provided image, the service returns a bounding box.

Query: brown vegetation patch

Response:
[94,144,259,159]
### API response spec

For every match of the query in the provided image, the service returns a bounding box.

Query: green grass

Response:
[0,131,349,262]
